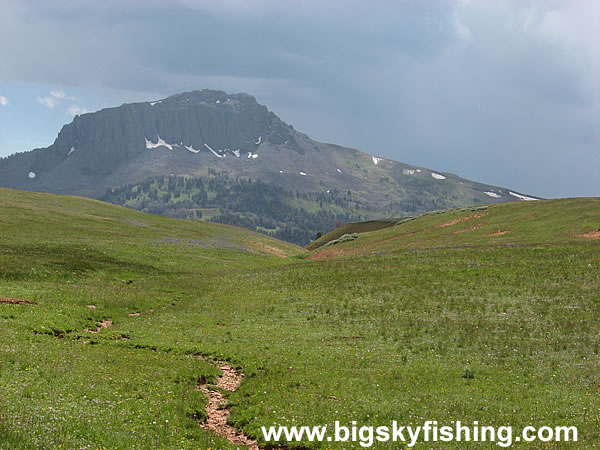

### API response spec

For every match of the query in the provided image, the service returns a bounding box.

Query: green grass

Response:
[308,199,600,256]
[1,189,600,447]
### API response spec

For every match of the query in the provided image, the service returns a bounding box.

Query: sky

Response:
[1,0,598,198]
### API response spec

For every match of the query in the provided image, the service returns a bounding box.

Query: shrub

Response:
[324,233,359,247]
[461,368,474,379]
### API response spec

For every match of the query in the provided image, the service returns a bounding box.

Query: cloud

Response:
[0,95,8,106]
[37,96,58,109]
[50,89,65,99]
[452,12,472,43]
[66,104,88,116]
[37,89,68,109]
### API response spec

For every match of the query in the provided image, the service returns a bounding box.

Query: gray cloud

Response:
[0,0,598,197]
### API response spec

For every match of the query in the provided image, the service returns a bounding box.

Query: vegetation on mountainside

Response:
[1,189,599,448]
[100,170,367,246]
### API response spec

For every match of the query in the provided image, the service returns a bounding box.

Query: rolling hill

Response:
[1,188,599,447]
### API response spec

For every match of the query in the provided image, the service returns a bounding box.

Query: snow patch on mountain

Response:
[67,146,75,156]
[204,143,222,158]
[28,171,36,179]
[431,172,446,180]
[484,191,501,198]
[509,192,538,201]
[372,156,382,165]
[146,136,174,150]
[299,171,307,176]
[184,145,201,154]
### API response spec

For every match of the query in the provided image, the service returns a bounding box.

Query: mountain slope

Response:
[0,89,539,243]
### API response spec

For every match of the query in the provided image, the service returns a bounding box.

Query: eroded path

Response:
[198,364,258,449]
[78,309,258,447]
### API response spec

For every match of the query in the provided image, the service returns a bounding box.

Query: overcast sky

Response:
[1,0,598,198]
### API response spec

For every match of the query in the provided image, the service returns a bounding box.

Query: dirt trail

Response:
[198,364,258,449]
[76,307,256,446]
[0,297,37,305]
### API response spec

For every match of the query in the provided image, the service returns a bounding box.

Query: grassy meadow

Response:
[1,188,599,448]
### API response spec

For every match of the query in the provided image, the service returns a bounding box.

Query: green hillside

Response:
[308,199,600,259]
[1,189,599,448]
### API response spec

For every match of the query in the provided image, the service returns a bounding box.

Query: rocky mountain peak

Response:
[0,89,538,212]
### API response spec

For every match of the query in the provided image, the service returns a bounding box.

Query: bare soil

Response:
[84,320,113,333]
[437,213,488,228]
[128,308,153,317]
[580,231,600,239]
[257,243,288,258]
[453,225,483,234]
[488,230,511,236]
[0,297,37,305]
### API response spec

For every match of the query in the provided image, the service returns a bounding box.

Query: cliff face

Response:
[0,90,302,194]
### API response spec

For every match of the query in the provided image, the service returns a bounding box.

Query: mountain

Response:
[0,89,539,244]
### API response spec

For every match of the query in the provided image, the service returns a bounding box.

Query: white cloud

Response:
[67,104,88,116]
[37,95,58,109]
[37,89,68,109]
[50,89,65,99]
[0,95,8,106]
